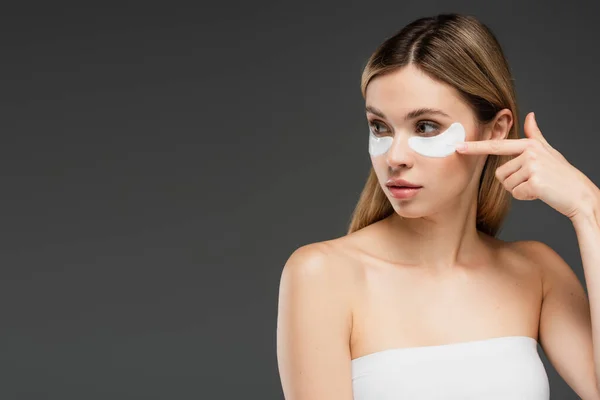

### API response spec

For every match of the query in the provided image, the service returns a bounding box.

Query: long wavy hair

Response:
[348,13,520,237]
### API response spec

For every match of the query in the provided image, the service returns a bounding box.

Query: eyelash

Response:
[368,119,440,136]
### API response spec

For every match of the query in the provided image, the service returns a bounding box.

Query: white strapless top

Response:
[352,336,549,399]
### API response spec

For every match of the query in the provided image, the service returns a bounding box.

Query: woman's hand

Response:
[455,112,599,222]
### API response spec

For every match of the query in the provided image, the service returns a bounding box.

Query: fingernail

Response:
[455,143,467,151]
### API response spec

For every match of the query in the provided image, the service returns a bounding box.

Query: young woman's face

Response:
[365,64,487,218]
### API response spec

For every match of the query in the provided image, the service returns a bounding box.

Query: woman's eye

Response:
[368,120,388,135]
[416,121,439,136]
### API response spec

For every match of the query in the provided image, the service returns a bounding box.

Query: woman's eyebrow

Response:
[365,106,451,120]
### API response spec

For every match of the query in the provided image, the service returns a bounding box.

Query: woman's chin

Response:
[391,206,428,219]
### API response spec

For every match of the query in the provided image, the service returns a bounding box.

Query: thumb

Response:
[524,112,549,144]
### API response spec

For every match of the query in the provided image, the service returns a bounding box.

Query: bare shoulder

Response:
[277,241,358,399]
[278,239,362,329]
[280,240,359,288]
[505,239,576,297]
[507,239,560,259]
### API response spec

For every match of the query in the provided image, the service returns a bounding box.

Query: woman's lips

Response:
[388,186,422,199]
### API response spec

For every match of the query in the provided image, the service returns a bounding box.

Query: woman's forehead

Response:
[365,70,468,119]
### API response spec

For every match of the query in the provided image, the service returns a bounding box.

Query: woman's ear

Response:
[489,109,513,140]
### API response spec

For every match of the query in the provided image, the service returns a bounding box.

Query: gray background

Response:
[1,1,599,399]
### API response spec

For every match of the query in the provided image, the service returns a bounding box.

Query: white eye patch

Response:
[368,122,466,158]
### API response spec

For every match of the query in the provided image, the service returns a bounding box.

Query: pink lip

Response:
[386,178,421,188]
[388,186,422,199]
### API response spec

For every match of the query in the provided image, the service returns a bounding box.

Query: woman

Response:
[276,13,600,399]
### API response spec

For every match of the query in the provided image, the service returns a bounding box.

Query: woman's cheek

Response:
[370,157,385,177]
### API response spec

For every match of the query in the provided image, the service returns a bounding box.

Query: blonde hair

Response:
[348,13,520,237]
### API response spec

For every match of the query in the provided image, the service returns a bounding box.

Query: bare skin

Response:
[338,65,543,358]
[323,216,544,361]
[276,217,547,399]
[277,65,547,399]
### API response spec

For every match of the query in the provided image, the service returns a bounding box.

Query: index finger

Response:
[455,139,527,155]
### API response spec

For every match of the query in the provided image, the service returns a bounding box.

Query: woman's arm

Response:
[277,243,354,400]
[523,239,600,399]
[528,185,600,399]
[570,187,600,392]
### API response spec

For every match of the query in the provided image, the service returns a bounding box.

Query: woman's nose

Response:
[385,135,415,169]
